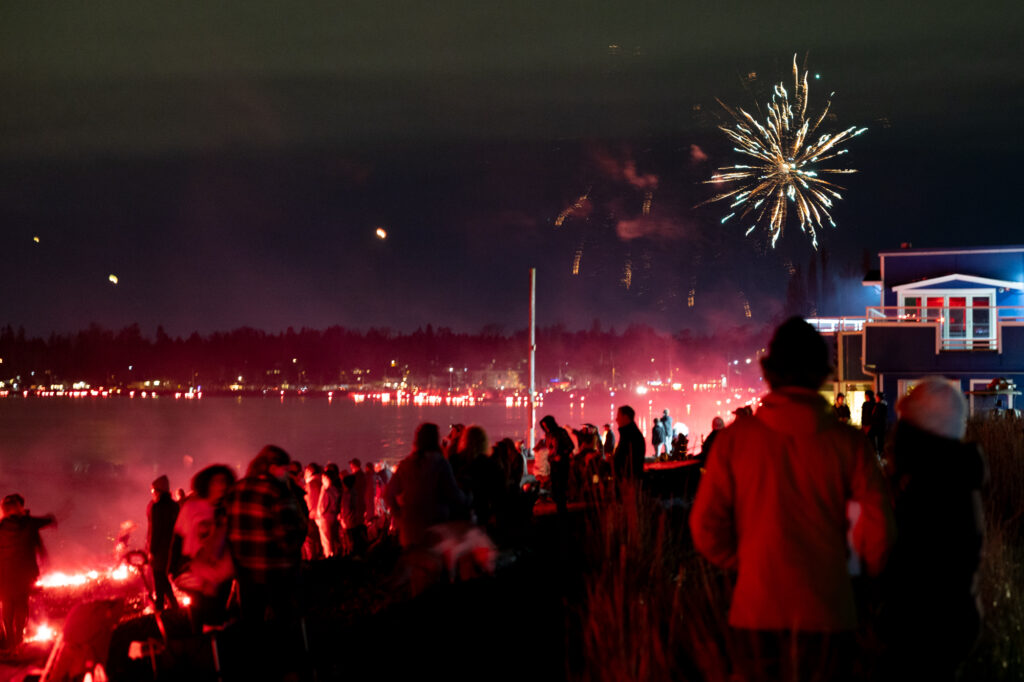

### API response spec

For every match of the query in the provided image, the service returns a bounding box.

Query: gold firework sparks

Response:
[555,189,590,227]
[703,55,866,249]
[739,291,752,319]
[642,190,652,216]
[622,259,633,290]
[572,244,583,275]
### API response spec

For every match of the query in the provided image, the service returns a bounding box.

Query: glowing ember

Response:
[25,622,56,643]
[108,274,119,284]
[36,564,134,589]
[375,227,388,239]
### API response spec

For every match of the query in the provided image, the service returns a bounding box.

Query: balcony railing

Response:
[863,306,1024,351]
[804,317,866,333]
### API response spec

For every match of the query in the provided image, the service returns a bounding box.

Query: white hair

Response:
[896,377,968,440]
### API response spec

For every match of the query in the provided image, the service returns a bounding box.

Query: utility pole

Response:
[528,268,537,453]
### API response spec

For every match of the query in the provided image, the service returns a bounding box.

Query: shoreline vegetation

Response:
[578,412,1024,681]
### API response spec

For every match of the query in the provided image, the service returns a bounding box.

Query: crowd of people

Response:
[0,316,993,682]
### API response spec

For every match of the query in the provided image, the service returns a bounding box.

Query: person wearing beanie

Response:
[147,474,179,610]
[877,377,986,682]
[690,317,895,681]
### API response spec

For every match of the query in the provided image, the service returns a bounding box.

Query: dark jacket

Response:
[652,421,666,446]
[613,422,646,479]
[147,493,179,564]
[602,430,615,457]
[881,422,986,645]
[342,470,367,527]
[0,514,54,591]
[384,449,467,548]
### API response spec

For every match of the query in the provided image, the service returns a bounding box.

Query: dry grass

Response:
[579,414,1024,681]
[962,413,1024,680]
[577,484,733,682]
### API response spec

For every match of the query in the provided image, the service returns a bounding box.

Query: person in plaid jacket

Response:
[225,445,307,626]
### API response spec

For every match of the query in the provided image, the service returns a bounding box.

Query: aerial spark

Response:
[375,227,388,240]
[554,189,590,227]
[702,55,867,248]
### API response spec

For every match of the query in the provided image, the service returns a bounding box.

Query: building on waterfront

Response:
[810,245,1024,420]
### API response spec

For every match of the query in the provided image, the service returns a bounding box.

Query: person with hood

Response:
[877,378,986,682]
[689,317,895,682]
[147,475,179,611]
[0,494,55,650]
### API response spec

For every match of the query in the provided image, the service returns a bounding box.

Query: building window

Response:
[899,291,995,349]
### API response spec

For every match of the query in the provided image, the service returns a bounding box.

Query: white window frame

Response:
[898,288,996,349]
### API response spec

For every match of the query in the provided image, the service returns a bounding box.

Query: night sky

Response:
[2,2,1022,336]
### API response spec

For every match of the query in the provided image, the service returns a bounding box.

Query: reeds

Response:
[579,414,1024,680]
[577,483,733,682]
[962,412,1024,680]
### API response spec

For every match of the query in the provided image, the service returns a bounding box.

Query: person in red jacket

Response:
[689,317,896,682]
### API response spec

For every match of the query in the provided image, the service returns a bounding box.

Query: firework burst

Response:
[703,55,867,248]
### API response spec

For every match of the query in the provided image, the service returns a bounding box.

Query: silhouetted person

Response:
[384,423,467,549]
[147,475,179,611]
[871,392,889,455]
[878,378,985,682]
[456,426,504,528]
[833,393,851,423]
[612,405,646,482]
[342,459,368,555]
[540,415,574,515]
[0,494,55,650]
[652,418,667,459]
[690,317,895,682]
[698,416,726,464]
[601,423,615,458]
[861,389,877,433]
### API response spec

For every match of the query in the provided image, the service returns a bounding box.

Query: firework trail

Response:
[702,55,867,249]
[555,189,591,227]
[572,241,583,275]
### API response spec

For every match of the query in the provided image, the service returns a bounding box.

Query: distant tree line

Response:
[0,321,770,390]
